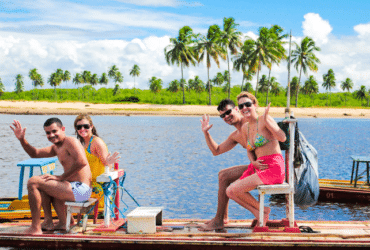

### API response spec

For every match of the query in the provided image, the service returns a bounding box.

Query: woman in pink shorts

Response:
[226,92,286,227]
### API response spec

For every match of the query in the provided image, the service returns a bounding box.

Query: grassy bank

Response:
[0,85,368,108]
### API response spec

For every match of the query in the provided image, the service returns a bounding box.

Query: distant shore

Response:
[0,100,369,118]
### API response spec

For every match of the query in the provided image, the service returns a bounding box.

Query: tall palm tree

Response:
[246,27,282,98]
[341,78,353,106]
[233,39,255,92]
[322,69,336,106]
[355,85,367,106]
[221,17,242,98]
[15,74,24,94]
[222,70,230,93]
[195,24,226,105]
[302,75,319,104]
[63,70,71,86]
[129,64,140,93]
[73,73,84,100]
[29,68,44,100]
[164,26,197,104]
[291,36,321,107]
[108,65,123,84]
[265,25,287,105]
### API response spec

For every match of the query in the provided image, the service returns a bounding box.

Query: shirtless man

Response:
[10,118,92,235]
[199,98,258,231]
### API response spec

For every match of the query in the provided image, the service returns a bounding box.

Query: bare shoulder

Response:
[64,137,83,148]
[92,137,106,150]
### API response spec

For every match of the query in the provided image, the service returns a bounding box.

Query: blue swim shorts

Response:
[70,182,92,202]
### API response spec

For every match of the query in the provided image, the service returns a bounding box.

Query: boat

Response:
[0,217,370,249]
[319,179,370,203]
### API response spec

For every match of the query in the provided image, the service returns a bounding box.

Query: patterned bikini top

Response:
[246,117,269,151]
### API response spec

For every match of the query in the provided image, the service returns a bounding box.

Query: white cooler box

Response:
[127,207,163,234]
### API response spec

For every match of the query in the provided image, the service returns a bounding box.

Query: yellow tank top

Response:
[85,136,106,201]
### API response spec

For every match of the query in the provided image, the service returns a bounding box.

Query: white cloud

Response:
[354,23,370,38]
[302,13,332,45]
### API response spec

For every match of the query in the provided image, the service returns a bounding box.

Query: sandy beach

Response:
[0,100,369,118]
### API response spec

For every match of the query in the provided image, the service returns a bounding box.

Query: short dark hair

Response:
[217,99,235,111]
[44,117,63,128]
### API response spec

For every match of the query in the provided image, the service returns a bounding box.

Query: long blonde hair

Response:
[74,114,99,145]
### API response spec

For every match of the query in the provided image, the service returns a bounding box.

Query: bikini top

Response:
[246,117,269,151]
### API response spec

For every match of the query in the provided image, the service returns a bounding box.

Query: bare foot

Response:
[53,222,66,231]
[41,221,55,231]
[205,217,229,225]
[198,220,224,231]
[23,226,43,235]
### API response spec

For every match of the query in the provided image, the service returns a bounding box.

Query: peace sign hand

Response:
[200,114,213,133]
[10,120,26,141]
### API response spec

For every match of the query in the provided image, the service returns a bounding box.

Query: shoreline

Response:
[1,100,369,118]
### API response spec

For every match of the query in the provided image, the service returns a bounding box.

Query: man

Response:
[10,118,92,235]
[199,98,255,231]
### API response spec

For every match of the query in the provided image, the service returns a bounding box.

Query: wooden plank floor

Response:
[1,218,370,249]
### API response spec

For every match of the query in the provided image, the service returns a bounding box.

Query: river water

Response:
[1,114,370,223]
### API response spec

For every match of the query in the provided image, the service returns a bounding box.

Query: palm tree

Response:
[73,73,84,100]
[291,36,321,107]
[129,64,140,94]
[189,76,205,93]
[99,73,109,86]
[221,17,242,98]
[243,82,253,92]
[233,39,255,92]
[108,65,123,85]
[265,25,287,105]
[29,68,44,100]
[164,26,197,104]
[355,85,367,106]
[246,27,282,98]
[302,75,319,104]
[212,72,224,87]
[0,77,5,95]
[168,80,180,93]
[195,24,226,105]
[15,74,24,94]
[149,76,163,95]
[341,78,353,106]
[289,76,300,98]
[322,69,336,106]
[63,70,71,86]
[257,75,269,94]
[48,71,63,99]
[270,77,282,96]
[222,70,230,93]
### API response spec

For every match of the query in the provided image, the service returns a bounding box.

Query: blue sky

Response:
[1,0,370,92]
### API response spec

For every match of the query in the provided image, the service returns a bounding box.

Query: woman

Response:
[74,115,120,200]
[226,92,286,226]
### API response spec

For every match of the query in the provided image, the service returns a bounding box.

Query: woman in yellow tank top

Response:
[74,115,120,200]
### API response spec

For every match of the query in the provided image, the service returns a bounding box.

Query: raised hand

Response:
[106,151,120,166]
[200,114,213,133]
[10,120,26,140]
[263,103,271,122]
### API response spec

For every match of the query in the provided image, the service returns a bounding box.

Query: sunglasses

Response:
[238,101,253,110]
[76,124,91,130]
[220,109,233,119]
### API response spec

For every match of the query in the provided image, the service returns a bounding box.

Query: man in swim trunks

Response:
[10,118,92,235]
[199,98,257,231]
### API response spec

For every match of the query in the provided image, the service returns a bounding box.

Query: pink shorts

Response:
[240,154,285,185]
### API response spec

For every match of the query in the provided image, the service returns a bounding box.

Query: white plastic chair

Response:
[256,118,297,228]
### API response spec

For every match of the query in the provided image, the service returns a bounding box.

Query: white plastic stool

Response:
[65,198,97,232]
